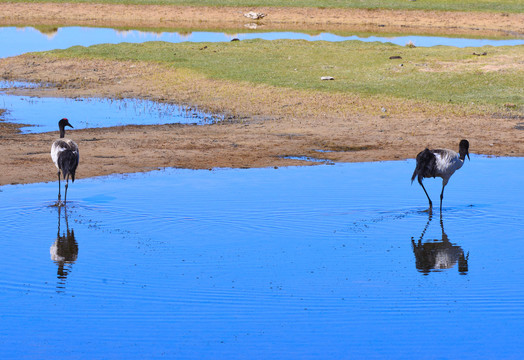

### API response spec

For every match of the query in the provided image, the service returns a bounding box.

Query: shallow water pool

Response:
[0,156,523,358]
[0,82,221,132]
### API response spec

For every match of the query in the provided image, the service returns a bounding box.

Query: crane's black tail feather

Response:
[412,149,436,184]
[58,150,79,182]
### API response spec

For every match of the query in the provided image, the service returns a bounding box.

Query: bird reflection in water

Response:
[50,206,78,292]
[411,213,469,275]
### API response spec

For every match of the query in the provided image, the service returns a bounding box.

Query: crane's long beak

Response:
[467,152,470,160]
[67,123,74,128]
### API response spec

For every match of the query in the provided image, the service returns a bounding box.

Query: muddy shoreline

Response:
[1,54,522,186]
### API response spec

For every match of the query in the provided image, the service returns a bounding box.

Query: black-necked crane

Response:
[51,118,79,205]
[411,139,470,211]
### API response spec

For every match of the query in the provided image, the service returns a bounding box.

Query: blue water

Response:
[0,156,523,359]
[0,82,221,132]
[1,26,523,58]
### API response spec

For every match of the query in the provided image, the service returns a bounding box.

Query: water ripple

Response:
[1,159,524,358]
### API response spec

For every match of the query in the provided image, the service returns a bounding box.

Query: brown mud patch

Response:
[0,54,523,186]
[1,3,523,38]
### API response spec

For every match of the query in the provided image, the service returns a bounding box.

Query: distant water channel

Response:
[1,26,523,58]
[1,157,523,358]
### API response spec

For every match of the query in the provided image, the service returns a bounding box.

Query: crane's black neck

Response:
[458,139,469,161]
[58,119,71,139]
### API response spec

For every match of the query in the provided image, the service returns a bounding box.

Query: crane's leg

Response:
[64,174,69,205]
[64,205,69,230]
[57,170,62,203]
[419,212,433,241]
[419,180,432,210]
[440,179,449,212]
[57,204,61,236]
[412,212,433,250]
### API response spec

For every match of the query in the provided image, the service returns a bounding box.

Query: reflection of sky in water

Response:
[1,26,523,58]
[0,157,523,358]
[0,83,220,132]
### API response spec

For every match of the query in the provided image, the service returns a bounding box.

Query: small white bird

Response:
[51,118,79,205]
[411,139,470,211]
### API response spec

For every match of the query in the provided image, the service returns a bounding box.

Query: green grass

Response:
[2,0,523,13]
[44,40,524,109]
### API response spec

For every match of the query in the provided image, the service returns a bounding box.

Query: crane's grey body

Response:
[412,140,470,211]
[431,149,465,180]
[51,119,79,205]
